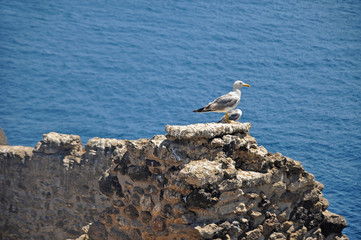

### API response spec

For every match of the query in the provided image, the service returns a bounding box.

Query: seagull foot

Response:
[225,113,231,123]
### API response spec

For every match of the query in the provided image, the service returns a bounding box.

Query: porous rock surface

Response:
[0,123,348,240]
[0,127,8,145]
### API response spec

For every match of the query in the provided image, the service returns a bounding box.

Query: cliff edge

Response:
[0,123,347,239]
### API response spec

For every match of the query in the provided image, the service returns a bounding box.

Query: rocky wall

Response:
[0,123,348,240]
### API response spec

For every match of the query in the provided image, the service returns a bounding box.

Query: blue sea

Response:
[1,0,360,237]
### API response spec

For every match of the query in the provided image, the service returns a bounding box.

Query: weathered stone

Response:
[268,232,286,240]
[195,223,222,239]
[98,173,123,197]
[234,202,247,215]
[109,228,130,240]
[220,220,244,236]
[112,200,125,207]
[140,211,153,223]
[250,211,265,226]
[181,211,197,224]
[218,189,244,204]
[124,205,139,220]
[127,229,141,240]
[163,189,182,204]
[0,123,348,240]
[280,221,293,233]
[289,226,307,240]
[179,159,224,187]
[263,216,279,235]
[186,188,219,209]
[0,127,8,145]
[140,194,154,211]
[34,132,83,155]
[100,207,118,225]
[272,181,287,196]
[242,225,263,240]
[0,145,33,163]
[219,179,242,191]
[173,203,186,216]
[145,185,158,194]
[132,193,140,206]
[244,192,259,199]
[151,202,163,216]
[127,165,151,181]
[319,197,329,211]
[146,159,161,167]
[76,234,89,240]
[168,180,192,195]
[237,170,270,188]
[280,191,299,202]
[278,209,289,222]
[165,122,251,140]
[321,210,347,237]
[88,221,108,240]
[152,216,166,232]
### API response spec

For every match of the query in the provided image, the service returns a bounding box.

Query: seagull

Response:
[218,109,242,123]
[193,81,250,123]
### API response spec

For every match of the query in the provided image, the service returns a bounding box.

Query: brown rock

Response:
[163,189,182,204]
[289,226,307,240]
[140,194,154,211]
[242,226,263,240]
[165,122,251,140]
[195,223,222,239]
[152,217,166,232]
[179,159,224,187]
[263,216,279,235]
[0,127,7,145]
[0,123,348,240]
[140,211,153,223]
[124,205,139,219]
[269,232,286,240]
[88,221,108,240]
[321,210,347,237]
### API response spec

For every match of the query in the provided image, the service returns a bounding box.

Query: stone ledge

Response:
[0,145,33,162]
[34,132,83,154]
[165,122,252,140]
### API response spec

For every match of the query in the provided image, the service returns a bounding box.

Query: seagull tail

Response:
[193,107,210,112]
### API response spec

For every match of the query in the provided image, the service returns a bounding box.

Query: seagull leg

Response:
[225,113,230,123]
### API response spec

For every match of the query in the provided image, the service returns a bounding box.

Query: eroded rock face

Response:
[0,123,348,240]
[0,127,7,145]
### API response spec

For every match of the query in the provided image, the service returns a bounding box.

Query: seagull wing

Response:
[228,110,242,121]
[203,92,239,112]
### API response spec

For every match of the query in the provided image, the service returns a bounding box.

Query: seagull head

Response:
[233,80,250,90]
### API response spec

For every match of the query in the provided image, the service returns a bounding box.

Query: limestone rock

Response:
[88,221,108,240]
[34,132,82,154]
[34,132,84,169]
[321,210,347,237]
[195,223,223,239]
[0,145,33,163]
[237,170,271,188]
[269,232,286,240]
[179,159,224,187]
[0,123,348,240]
[165,122,251,140]
[0,127,8,145]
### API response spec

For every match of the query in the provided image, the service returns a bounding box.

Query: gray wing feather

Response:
[228,112,241,121]
[218,109,242,123]
[204,93,238,111]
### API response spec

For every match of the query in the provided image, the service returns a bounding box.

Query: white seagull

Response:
[193,81,250,123]
[218,109,243,123]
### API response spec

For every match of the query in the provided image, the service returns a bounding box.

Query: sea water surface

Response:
[1,0,360,237]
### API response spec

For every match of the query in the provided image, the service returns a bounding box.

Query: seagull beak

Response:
[244,84,250,87]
